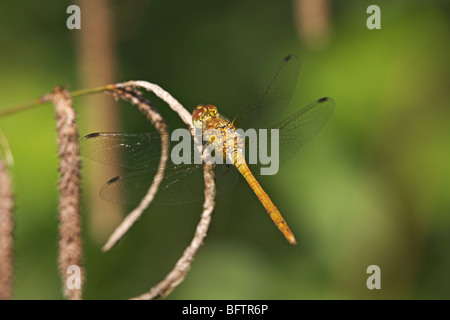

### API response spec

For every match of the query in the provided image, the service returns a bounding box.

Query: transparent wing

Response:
[100,163,238,205]
[233,54,300,130]
[246,97,335,174]
[79,132,163,170]
[80,131,238,205]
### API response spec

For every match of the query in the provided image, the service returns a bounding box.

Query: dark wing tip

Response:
[283,53,300,63]
[83,132,101,139]
[317,97,336,112]
[319,97,336,107]
[283,54,293,62]
[106,175,121,185]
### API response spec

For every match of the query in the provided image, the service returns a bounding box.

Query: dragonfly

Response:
[79,54,335,245]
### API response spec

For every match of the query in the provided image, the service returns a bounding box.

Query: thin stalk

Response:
[0,85,114,118]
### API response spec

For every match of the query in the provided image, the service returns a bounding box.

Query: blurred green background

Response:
[0,0,449,299]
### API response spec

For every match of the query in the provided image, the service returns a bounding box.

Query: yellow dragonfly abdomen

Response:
[194,103,298,245]
[233,152,297,245]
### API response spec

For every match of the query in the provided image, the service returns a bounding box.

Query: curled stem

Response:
[132,163,216,300]
[101,88,169,252]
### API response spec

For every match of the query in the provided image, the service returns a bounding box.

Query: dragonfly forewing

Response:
[233,54,300,131]
[79,132,164,169]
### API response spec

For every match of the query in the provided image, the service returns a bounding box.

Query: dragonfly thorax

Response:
[192,104,244,164]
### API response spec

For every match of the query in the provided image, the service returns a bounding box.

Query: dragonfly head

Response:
[192,104,218,129]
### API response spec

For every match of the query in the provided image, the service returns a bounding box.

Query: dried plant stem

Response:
[53,86,84,300]
[0,85,113,119]
[132,163,216,300]
[100,81,195,251]
[100,80,196,252]
[101,83,216,300]
[0,158,14,300]
[101,89,169,252]
[116,81,194,130]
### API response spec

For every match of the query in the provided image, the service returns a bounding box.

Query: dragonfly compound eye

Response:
[192,105,206,128]
[204,104,218,117]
